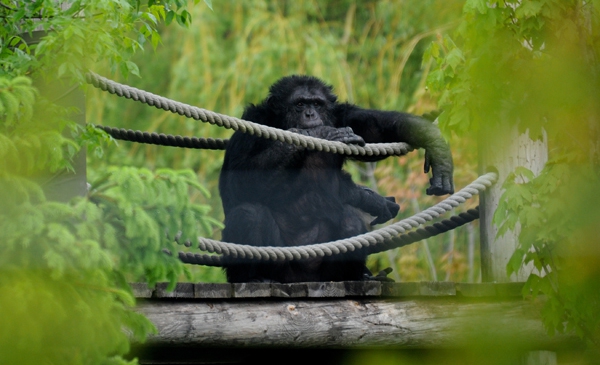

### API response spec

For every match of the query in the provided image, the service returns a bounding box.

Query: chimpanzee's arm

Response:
[335,103,454,195]
[232,125,364,170]
[339,173,399,225]
[289,125,365,146]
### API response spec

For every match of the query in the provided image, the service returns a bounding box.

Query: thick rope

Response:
[178,173,496,263]
[178,207,480,267]
[362,207,479,255]
[86,72,413,157]
[95,125,228,150]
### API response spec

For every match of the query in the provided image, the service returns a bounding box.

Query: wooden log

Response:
[136,297,577,349]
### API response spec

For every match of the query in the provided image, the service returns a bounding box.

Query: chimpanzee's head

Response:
[264,75,338,129]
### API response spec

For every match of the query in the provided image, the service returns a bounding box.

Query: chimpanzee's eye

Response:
[296,102,304,107]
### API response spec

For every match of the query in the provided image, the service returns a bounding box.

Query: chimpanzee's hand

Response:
[421,110,441,122]
[290,126,365,146]
[369,195,400,225]
[354,187,399,225]
[424,140,454,195]
[322,126,366,146]
[363,267,395,282]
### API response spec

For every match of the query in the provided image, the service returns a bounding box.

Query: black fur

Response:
[219,75,454,283]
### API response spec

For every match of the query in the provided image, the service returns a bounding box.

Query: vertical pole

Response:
[479,123,547,282]
[479,122,553,365]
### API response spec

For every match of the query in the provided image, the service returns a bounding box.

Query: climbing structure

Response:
[86,72,496,268]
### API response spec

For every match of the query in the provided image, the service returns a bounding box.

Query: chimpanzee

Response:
[219,75,454,283]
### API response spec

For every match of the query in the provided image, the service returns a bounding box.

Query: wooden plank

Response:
[344,281,381,296]
[194,283,232,299]
[382,282,420,297]
[271,283,308,298]
[143,282,528,299]
[307,282,346,297]
[155,283,194,299]
[419,281,456,296]
[136,297,577,349]
[233,283,271,298]
[131,282,154,298]
[495,282,526,297]
[456,283,496,297]
[148,281,390,298]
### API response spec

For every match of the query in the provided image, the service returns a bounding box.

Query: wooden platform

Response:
[132,281,525,299]
[131,281,578,355]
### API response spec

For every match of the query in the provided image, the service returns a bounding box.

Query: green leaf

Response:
[145,12,158,25]
[426,69,445,90]
[445,47,465,71]
[166,10,175,25]
[126,61,140,77]
[516,1,543,18]
[464,0,489,14]
[525,274,542,298]
[506,248,525,276]
[513,166,536,182]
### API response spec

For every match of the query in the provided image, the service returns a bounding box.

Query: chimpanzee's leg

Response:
[222,203,279,282]
[222,203,321,283]
[318,205,370,282]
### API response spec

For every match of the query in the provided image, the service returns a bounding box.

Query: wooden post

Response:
[479,123,553,365]
[479,123,547,282]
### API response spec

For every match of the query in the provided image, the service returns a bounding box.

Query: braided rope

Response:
[95,125,228,150]
[178,207,480,267]
[180,173,496,263]
[362,207,479,255]
[86,72,413,157]
[179,252,224,267]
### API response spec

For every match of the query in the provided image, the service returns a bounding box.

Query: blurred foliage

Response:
[0,0,217,364]
[427,0,600,351]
